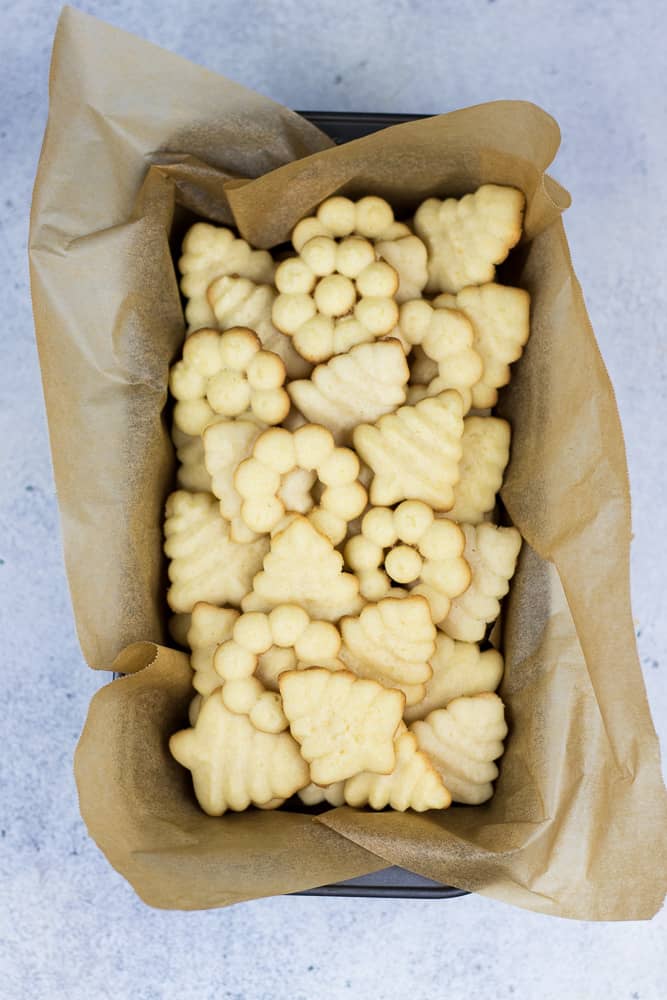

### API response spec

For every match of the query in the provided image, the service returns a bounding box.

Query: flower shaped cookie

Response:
[234,424,367,545]
[170,326,289,436]
[344,501,471,622]
[291,195,408,251]
[272,240,400,363]
[219,605,343,693]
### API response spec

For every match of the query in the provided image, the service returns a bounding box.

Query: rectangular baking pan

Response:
[123,109,465,901]
[292,109,463,899]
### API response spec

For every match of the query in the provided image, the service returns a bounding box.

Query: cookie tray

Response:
[125,110,466,901]
[291,109,464,899]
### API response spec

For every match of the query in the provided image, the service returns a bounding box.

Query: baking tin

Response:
[117,110,465,901]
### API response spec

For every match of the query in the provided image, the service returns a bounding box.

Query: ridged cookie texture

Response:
[179,222,275,331]
[187,602,239,696]
[279,667,405,785]
[170,691,308,815]
[203,418,264,543]
[443,416,511,525]
[241,516,364,621]
[441,523,522,643]
[374,233,428,303]
[414,185,525,294]
[435,283,530,409]
[411,692,508,804]
[403,635,504,723]
[207,274,310,379]
[344,726,451,811]
[172,425,213,493]
[287,339,409,443]
[353,390,465,510]
[164,491,269,613]
[339,596,435,706]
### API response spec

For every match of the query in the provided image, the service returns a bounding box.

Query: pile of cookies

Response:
[166,186,529,816]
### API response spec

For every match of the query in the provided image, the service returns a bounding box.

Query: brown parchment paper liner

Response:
[31,8,666,916]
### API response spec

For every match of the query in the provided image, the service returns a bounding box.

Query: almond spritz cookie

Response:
[273,196,405,363]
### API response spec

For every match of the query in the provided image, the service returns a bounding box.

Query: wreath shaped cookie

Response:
[234,424,368,545]
[344,500,471,622]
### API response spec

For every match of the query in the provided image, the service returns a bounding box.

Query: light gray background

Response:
[1,2,665,998]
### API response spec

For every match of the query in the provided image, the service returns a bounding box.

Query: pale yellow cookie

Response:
[164,491,269,613]
[213,604,343,694]
[403,635,504,723]
[398,300,483,412]
[411,692,507,804]
[441,523,522,643]
[287,339,409,444]
[434,283,531,408]
[344,501,470,622]
[207,274,310,379]
[375,234,428,303]
[353,390,464,510]
[170,690,308,815]
[339,595,435,706]
[443,416,511,524]
[273,245,399,363]
[291,195,403,250]
[242,515,364,621]
[216,674,289,735]
[297,782,346,807]
[234,424,367,544]
[202,418,264,542]
[344,726,451,811]
[273,196,406,363]
[179,222,275,331]
[172,425,214,493]
[187,602,239,696]
[414,185,525,293]
[170,327,289,435]
[279,667,405,785]
[409,344,439,387]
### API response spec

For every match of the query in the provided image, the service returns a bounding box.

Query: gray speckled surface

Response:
[1,2,666,997]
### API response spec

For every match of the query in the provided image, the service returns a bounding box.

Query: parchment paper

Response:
[30,7,666,917]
